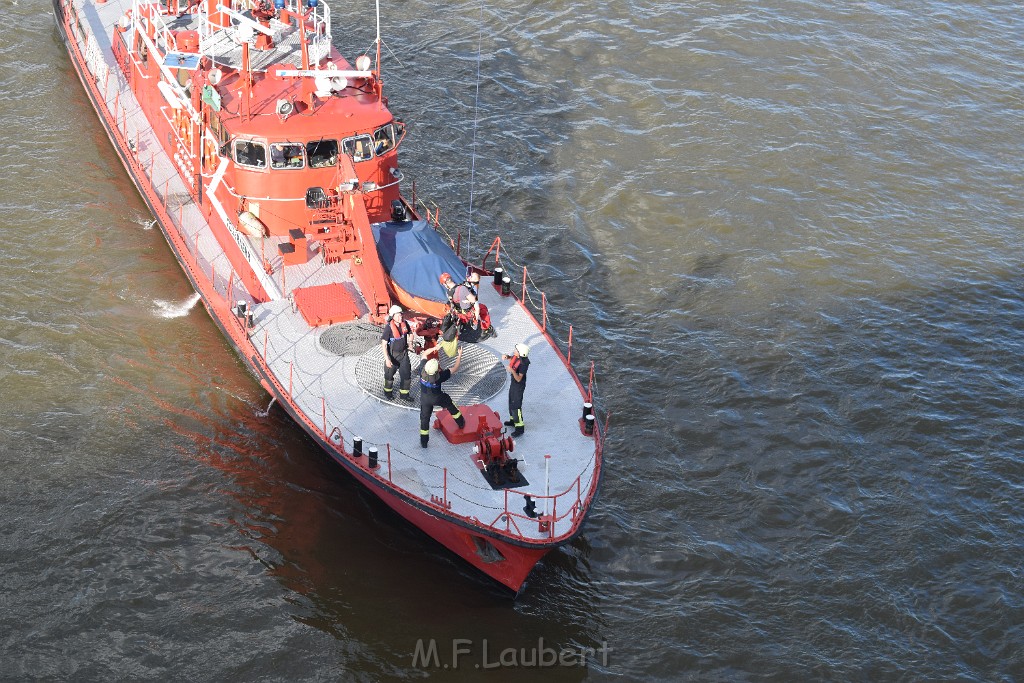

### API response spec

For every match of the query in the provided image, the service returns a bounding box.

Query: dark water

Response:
[2,0,1023,680]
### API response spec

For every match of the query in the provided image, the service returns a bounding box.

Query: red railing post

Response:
[387,443,392,482]
[551,498,557,538]
[567,325,573,366]
[521,266,527,301]
[443,467,448,507]
[321,396,326,435]
[541,292,547,331]
[226,273,232,303]
[263,330,268,359]
[289,362,293,397]
[504,489,510,530]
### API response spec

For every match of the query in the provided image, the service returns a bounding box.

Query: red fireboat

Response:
[54,0,604,591]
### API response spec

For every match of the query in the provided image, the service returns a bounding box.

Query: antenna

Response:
[375,0,382,72]
[466,16,483,254]
[375,0,383,106]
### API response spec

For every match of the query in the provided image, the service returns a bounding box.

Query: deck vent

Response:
[318,322,382,356]
[355,343,506,406]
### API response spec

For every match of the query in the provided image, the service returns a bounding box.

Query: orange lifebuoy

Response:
[172,108,188,146]
[202,137,218,173]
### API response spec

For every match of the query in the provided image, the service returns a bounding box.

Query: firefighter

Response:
[502,343,530,437]
[464,272,496,339]
[381,305,412,400]
[439,272,458,306]
[418,348,466,448]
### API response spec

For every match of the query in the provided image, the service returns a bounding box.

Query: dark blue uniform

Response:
[419,368,464,447]
[382,320,412,398]
[507,355,530,435]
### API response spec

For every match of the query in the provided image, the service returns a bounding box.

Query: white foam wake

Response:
[153,292,202,318]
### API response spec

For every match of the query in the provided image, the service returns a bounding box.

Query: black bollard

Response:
[493,266,504,288]
[582,402,593,419]
[353,436,363,457]
[584,414,595,436]
[501,275,511,296]
[368,446,379,469]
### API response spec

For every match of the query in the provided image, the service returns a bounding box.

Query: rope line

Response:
[465,12,484,255]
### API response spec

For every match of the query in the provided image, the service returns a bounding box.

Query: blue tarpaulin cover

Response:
[371,220,467,302]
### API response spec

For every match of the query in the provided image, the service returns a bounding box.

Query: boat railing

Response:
[241,325,599,542]
[102,74,256,315]
[194,0,332,69]
[477,233,608,431]
[129,0,201,121]
[484,474,592,540]
[414,201,609,450]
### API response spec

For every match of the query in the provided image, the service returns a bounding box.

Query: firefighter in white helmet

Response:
[381,305,413,401]
[418,348,465,448]
[502,343,530,437]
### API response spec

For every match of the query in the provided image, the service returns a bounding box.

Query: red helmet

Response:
[439,272,452,285]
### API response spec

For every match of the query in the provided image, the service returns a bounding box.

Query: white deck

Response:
[63,0,600,543]
[249,270,599,539]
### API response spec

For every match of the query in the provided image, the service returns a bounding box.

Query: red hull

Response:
[377,481,551,591]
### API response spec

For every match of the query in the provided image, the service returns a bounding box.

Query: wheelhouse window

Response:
[306,139,338,168]
[372,124,396,155]
[342,135,374,162]
[270,142,305,169]
[234,140,267,168]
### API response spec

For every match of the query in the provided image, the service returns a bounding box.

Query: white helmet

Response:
[388,305,402,317]
[515,343,530,357]
[424,358,440,375]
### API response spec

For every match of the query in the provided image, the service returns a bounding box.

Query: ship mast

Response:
[375,0,383,107]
